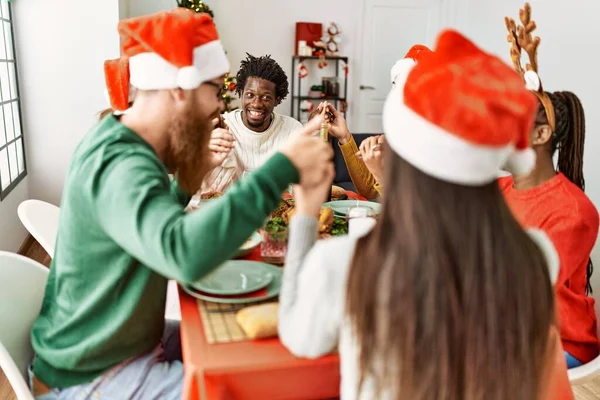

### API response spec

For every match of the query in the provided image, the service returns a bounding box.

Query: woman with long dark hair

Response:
[279,30,571,399]
[502,3,599,368]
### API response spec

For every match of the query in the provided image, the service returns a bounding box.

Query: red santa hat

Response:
[383,30,538,185]
[390,44,432,84]
[104,8,230,112]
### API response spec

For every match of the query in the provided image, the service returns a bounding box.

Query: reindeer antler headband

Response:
[505,3,555,132]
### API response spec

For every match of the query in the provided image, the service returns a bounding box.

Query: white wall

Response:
[120,0,130,19]
[12,0,121,206]
[129,0,360,123]
[0,178,28,251]
[129,0,173,16]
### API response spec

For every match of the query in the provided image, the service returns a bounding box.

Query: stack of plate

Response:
[182,260,282,304]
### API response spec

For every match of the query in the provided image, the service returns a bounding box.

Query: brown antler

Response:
[505,16,523,75]
[505,3,541,76]
[506,3,555,131]
[516,3,540,73]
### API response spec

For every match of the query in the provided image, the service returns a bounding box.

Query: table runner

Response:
[197,299,277,344]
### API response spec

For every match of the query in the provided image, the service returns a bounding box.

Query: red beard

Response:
[166,103,214,196]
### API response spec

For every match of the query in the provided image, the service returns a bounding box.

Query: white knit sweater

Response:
[278,216,380,400]
[201,110,302,194]
[278,216,559,400]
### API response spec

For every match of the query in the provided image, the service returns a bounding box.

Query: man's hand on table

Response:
[207,117,235,170]
[280,115,334,189]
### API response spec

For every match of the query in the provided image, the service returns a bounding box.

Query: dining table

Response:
[179,190,366,400]
[178,189,575,400]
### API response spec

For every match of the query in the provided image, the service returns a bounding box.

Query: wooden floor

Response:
[2,237,600,399]
[0,376,15,400]
[574,377,600,399]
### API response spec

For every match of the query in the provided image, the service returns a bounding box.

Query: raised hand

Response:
[322,102,351,145]
[357,135,385,184]
[207,117,235,170]
[280,115,335,189]
[293,162,335,217]
[308,102,352,144]
[307,103,324,123]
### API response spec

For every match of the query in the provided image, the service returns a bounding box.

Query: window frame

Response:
[0,2,27,200]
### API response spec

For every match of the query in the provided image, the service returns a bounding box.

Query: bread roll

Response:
[331,185,346,200]
[236,303,279,339]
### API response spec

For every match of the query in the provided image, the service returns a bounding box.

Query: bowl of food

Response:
[236,231,263,258]
[318,207,349,239]
[260,205,349,264]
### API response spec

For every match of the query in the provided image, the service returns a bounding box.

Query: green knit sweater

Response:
[31,116,299,388]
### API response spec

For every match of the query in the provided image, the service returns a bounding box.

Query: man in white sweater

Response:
[201,54,303,194]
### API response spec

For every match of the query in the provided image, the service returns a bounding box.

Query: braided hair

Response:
[235,54,289,102]
[536,91,592,293]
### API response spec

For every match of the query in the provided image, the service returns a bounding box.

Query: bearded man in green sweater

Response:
[28,9,332,399]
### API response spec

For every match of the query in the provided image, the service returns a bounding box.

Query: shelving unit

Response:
[290,55,349,122]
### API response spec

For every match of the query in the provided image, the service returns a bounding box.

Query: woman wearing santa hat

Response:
[308,45,432,200]
[279,30,573,399]
[501,3,599,369]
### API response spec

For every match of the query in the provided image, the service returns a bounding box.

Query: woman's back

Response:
[278,29,571,400]
[346,157,556,399]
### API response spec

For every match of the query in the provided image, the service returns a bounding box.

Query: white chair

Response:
[17,200,60,258]
[16,199,182,320]
[569,248,600,385]
[165,280,181,320]
[0,252,49,400]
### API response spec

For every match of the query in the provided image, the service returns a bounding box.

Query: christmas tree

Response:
[177,0,237,113]
[222,73,238,113]
[176,0,214,17]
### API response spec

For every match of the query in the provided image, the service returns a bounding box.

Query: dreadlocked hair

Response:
[537,91,586,190]
[537,91,592,294]
[235,53,289,102]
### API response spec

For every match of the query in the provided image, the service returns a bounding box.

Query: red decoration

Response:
[299,62,309,79]
[318,56,328,69]
[300,100,314,113]
[295,22,323,55]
